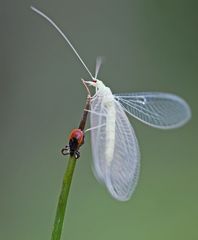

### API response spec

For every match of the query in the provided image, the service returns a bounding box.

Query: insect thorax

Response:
[95,80,114,103]
[101,87,114,106]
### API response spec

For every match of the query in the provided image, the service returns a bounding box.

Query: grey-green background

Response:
[1,1,197,239]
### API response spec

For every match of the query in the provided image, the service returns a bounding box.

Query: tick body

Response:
[68,129,84,154]
[62,127,85,159]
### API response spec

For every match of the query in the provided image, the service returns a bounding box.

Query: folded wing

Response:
[90,95,140,201]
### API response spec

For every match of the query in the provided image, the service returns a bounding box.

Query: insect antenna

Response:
[31,6,94,80]
[95,56,104,79]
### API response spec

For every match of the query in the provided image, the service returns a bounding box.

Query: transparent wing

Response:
[90,95,107,183]
[90,94,140,201]
[114,92,191,129]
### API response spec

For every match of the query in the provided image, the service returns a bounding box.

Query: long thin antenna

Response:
[31,6,94,80]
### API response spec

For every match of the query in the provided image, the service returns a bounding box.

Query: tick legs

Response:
[61,145,80,159]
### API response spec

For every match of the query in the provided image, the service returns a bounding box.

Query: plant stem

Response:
[51,156,77,240]
[51,95,90,239]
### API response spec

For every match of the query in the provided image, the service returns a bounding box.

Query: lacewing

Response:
[31,6,191,201]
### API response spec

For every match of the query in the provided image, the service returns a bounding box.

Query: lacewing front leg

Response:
[61,95,90,159]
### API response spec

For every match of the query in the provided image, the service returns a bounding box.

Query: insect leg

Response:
[83,109,107,117]
[61,146,70,155]
[85,123,106,133]
[74,150,80,159]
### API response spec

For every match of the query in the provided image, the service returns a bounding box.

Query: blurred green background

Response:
[1,1,197,239]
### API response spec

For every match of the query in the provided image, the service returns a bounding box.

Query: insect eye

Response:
[93,80,97,83]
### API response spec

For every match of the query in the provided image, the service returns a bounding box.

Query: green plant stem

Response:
[51,156,77,240]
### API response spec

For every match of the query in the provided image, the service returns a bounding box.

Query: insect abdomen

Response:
[103,93,116,165]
